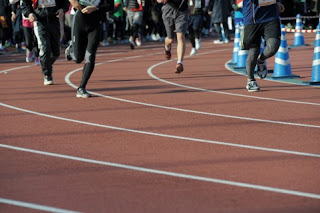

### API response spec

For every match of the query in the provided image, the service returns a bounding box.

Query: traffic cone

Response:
[310,25,320,84]
[272,25,299,78]
[234,26,248,70]
[293,14,305,46]
[220,23,226,41]
[231,23,240,64]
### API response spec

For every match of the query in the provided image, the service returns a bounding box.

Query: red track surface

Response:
[1,33,319,213]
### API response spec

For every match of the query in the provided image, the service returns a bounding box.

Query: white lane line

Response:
[0,198,81,213]
[224,61,320,88]
[0,65,35,74]
[147,52,320,106]
[0,102,319,158]
[1,144,320,200]
[0,47,158,74]
[65,69,320,128]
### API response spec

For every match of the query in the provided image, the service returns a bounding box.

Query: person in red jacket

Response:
[123,0,144,49]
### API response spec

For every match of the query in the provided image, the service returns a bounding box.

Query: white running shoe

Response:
[26,49,33,62]
[135,38,141,46]
[213,39,224,44]
[246,80,260,92]
[34,57,40,65]
[190,48,197,56]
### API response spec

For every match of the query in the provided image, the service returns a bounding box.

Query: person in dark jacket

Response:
[208,0,232,44]
[65,0,114,98]
[242,0,285,92]
[22,0,69,85]
[0,0,12,53]
[188,0,206,56]
[10,0,24,53]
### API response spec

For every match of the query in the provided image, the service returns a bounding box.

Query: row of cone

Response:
[231,22,320,84]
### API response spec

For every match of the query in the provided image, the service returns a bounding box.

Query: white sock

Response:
[177,60,182,64]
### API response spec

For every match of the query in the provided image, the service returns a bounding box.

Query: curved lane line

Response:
[1,102,319,158]
[147,51,320,106]
[64,57,320,129]
[0,198,81,213]
[1,144,320,200]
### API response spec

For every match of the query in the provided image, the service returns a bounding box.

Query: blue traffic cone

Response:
[273,25,299,78]
[234,26,248,70]
[293,14,305,46]
[310,25,320,84]
[220,23,226,41]
[231,23,240,64]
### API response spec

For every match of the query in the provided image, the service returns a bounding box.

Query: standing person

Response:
[188,0,206,56]
[113,0,125,42]
[157,0,189,74]
[150,0,165,41]
[22,0,69,85]
[123,0,144,49]
[10,0,25,53]
[65,0,114,98]
[19,0,40,64]
[232,0,243,25]
[208,0,232,44]
[242,0,285,92]
[0,0,12,53]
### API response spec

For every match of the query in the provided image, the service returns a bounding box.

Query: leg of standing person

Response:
[126,10,136,49]
[222,21,230,42]
[22,25,34,62]
[133,11,143,46]
[188,15,197,56]
[194,14,203,50]
[213,23,224,43]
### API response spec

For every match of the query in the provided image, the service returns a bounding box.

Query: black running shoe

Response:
[256,61,268,79]
[76,88,91,98]
[165,47,171,60]
[175,63,184,74]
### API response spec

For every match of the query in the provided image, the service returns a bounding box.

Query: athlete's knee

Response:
[264,38,280,57]
[75,57,84,64]
[85,50,96,64]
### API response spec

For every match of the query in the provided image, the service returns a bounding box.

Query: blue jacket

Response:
[242,0,280,25]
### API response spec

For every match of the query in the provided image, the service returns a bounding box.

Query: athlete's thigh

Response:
[242,23,263,50]
[263,19,281,41]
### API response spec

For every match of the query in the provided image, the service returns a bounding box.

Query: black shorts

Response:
[241,19,281,50]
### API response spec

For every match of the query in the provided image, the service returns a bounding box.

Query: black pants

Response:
[23,26,39,57]
[71,10,102,89]
[34,18,60,75]
[188,14,203,48]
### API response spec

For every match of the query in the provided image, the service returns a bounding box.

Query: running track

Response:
[1,33,319,213]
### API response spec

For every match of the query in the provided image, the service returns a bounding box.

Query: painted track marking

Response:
[0,198,81,213]
[1,144,320,200]
[1,102,319,158]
